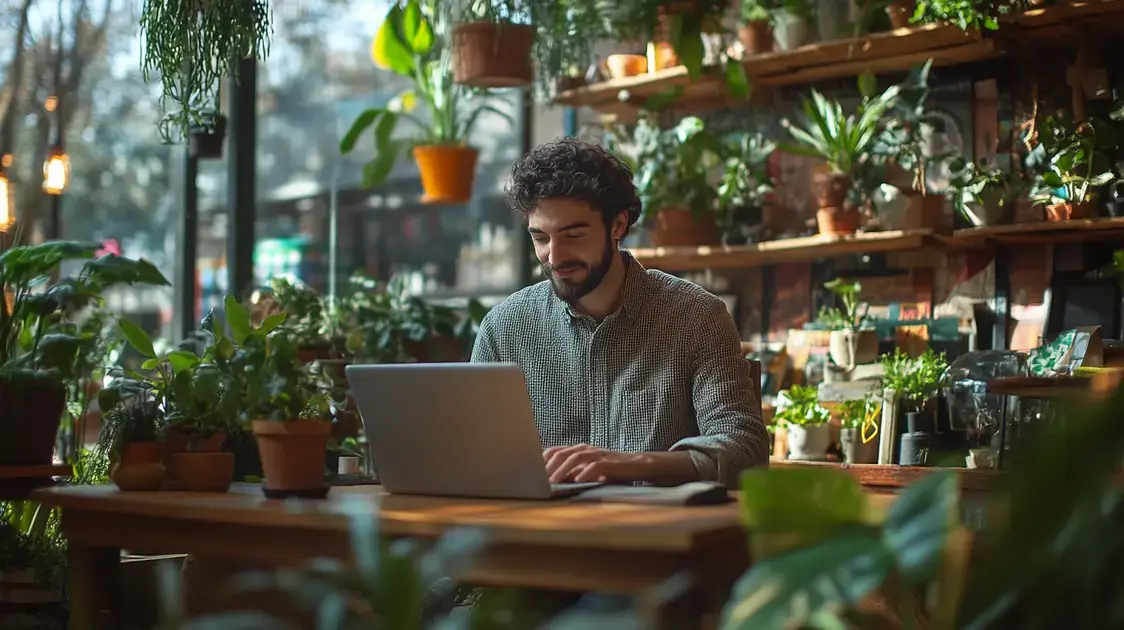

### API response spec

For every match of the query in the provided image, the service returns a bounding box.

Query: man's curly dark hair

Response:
[504,137,643,238]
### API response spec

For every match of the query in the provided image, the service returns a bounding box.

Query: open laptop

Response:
[345,363,602,500]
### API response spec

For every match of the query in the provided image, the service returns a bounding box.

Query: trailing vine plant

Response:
[139,0,272,143]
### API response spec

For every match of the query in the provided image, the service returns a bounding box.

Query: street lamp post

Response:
[42,95,69,240]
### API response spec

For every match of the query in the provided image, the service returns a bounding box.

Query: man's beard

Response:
[543,236,615,303]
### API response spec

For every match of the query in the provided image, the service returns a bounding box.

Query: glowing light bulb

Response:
[0,171,13,232]
[42,150,69,195]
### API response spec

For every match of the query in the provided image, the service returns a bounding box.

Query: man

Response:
[471,137,769,487]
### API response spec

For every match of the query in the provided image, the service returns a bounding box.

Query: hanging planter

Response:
[451,21,536,88]
[343,0,507,204]
[139,0,272,143]
[188,111,227,159]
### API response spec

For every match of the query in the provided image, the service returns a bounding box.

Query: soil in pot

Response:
[886,1,916,28]
[816,207,861,235]
[648,208,721,247]
[828,328,879,368]
[0,377,66,466]
[840,427,879,464]
[1045,201,1092,221]
[253,420,332,499]
[110,442,166,491]
[738,21,774,55]
[786,424,832,461]
[166,452,235,492]
[414,145,479,205]
[451,22,535,88]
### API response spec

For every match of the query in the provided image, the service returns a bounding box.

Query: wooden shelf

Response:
[952,217,1124,246]
[987,376,1091,399]
[0,464,72,479]
[554,0,1124,113]
[772,460,1005,492]
[629,229,934,271]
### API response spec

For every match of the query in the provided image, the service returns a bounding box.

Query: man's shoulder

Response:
[484,280,554,325]
[642,268,727,314]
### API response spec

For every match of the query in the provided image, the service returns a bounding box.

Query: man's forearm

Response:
[641,451,701,486]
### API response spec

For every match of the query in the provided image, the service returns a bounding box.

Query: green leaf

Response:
[400,0,434,55]
[883,471,958,583]
[720,524,892,630]
[119,319,156,358]
[166,350,200,374]
[142,358,159,370]
[725,59,751,100]
[340,108,385,153]
[372,4,414,76]
[38,333,89,378]
[363,141,402,189]
[224,295,253,345]
[739,467,868,558]
[857,70,877,100]
[258,313,287,336]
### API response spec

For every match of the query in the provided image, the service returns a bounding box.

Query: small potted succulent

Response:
[775,384,832,461]
[818,278,877,369]
[838,395,880,465]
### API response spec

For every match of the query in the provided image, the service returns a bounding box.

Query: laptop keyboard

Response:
[550,481,603,495]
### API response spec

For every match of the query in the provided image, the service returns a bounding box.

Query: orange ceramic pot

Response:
[252,420,332,498]
[413,145,479,205]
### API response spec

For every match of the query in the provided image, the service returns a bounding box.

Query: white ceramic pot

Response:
[828,328,879,369]
[816,0,852,40]
[786,424,832,461]
[773,10,814,50]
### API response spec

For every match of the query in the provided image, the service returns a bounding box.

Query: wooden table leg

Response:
[67,544,120,630]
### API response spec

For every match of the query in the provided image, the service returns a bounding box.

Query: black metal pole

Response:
[174,147,199,341]
[227,57,257,299]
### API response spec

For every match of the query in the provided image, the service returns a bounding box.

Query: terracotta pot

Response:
[163,430,227,454]
[166,452,234,492]
[738,20,774,55]
[648,208,721,247]
[413,145,479,205]
[812,172,852,210]
[451,22,535,88]
[816,208,861,235]
[841,427,879,464]
[110,442,166,491]
[606,54,647,79]
[828,328,879,368]
[886,1,916,28]
[0,378,66,466]
[252,420,331,498]
[1045,201,1091,221]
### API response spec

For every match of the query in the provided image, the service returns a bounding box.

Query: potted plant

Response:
[947,158,1023,226]
[818,278,877,369]
[0,242,169,467]
[139,0,270,143]
[250,278,337,364]
[341,0,513,205]
[717,131,777,245]
[624,114,725,247]
[879,347,948,465]
[109,318,242,492]
[783,82,897,235]
[449,0,537,88]
[869,59,951,230]
[96,397,164,491]
[775,384,832,461]
[837,395,880,464]
[739,0,780,55]
[1025,114,1116,221]
[220,296,332,498]
[773,0,816,50]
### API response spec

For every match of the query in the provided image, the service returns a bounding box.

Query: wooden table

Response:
[33,483,749,630]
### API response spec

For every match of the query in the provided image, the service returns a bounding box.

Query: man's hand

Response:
[543,444,653,484]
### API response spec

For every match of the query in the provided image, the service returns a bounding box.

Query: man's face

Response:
[528,199,625,302]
